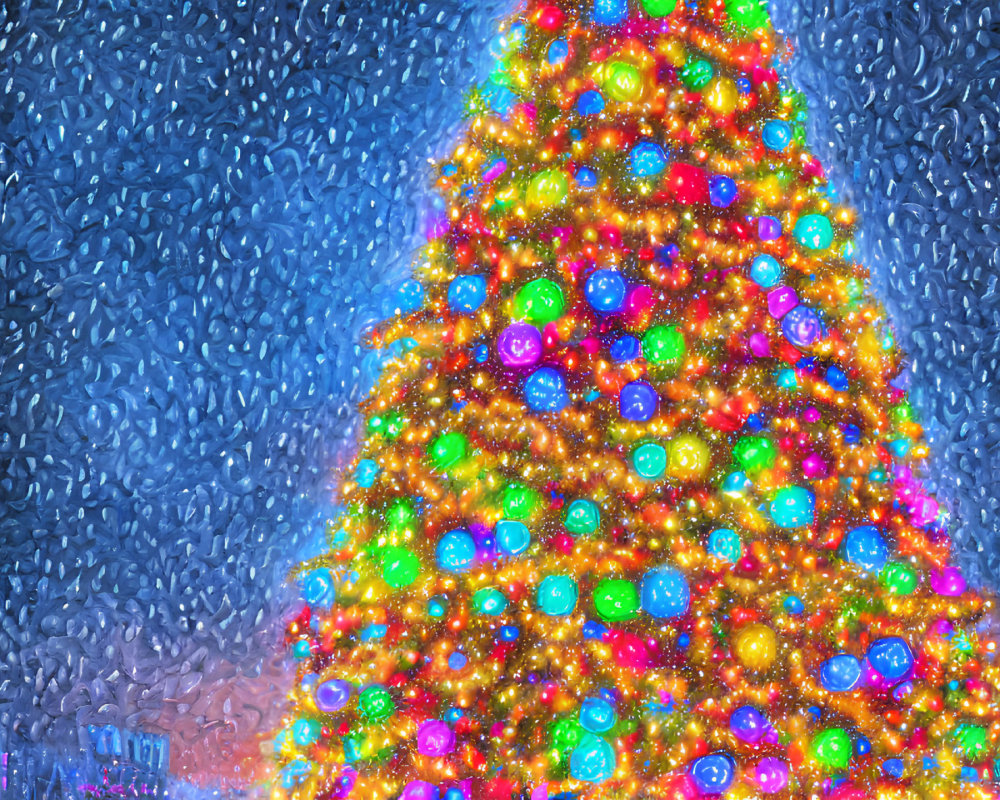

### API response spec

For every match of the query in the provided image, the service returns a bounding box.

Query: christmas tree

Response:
[272,0,1000,797]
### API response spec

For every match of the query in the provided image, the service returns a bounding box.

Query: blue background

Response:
[0,0,997,793]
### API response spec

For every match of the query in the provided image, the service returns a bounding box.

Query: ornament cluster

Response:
[273,1,1000,798]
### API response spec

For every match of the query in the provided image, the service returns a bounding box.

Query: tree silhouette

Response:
[273,1,1000,798]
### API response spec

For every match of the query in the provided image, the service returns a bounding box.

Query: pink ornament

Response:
[767,286,798,318]
[417,719,455,756]
[801,453,826,479]
[755,757,789,793]
[931,566,966,597]
[909,495,939,527]
[749,332,771,358]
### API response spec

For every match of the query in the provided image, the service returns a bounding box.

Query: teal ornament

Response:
[570,734,616,783]
[793,214,834,250]
[770,486,815,528]
[537,575,578,616]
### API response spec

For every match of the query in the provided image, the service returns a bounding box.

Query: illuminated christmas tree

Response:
[272,0,1000,797]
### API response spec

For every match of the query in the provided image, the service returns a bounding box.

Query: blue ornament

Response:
[868,637,913,681]
[436,529,476,572]
[729,706,768,744]
[856,736,872,756]
[448,652,468,670]
[580,697,617,733]
[576,166,598,188]
[783,595,804,614]
[619,381,658,421]
[397,279,425,313]
[761,119,793,151]
[585,269,627,312]
[610,335,640,362]
[302,569,334,607]
[570,734,616,783]
[826,365,849,392]
[484,83,518,116]
[499,625,519,641]
[843,525,888,572]
[593,0,628,25]
[689,753,735,794]
[577,90,605,116]
[547,38,569,65]
[315,679,351,713]
[524,367,570,412]
[629,141,668,177]
[708,175,738,208]
[749,254,782,288]
[781,305,823,348]
[447,275,486,314]
[495,519,531,556]
[820,654,863,692]
[640,566,690,618]
[883,759,905,779]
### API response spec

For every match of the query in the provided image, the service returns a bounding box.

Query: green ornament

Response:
[564,499,600,536]
[538,575,578,616]
[380,546,420,588]
[953,723,989,760]
[368,410,405,439]
[633,442,667,479]
[551,717,585,753]
[640,0,677,16]
[527,169,569,209]
[503,483,540,520]
[811,728,852,771]
[472,587,508,616]
[642,325,685,365]
[358,685,395,722]
[891,403,914,425]
[514,278,565,325]
[594,578,640,621]
[429,431,468,470]
[733,435,776,474]
[680,59,714,91]
[385,499,419,534]
[724,0,770,30]
[604,61,643,103]
[880,562,918,596]
[793,213,834,250]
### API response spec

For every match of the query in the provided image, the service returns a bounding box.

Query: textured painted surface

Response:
[0,0,996,794]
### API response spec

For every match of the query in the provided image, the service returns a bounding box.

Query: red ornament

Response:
[533,4,565,31]
[664,162,710,204]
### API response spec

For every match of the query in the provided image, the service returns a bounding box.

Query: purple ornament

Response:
[400,780,439,800]
[758,215,782,240]
[755,758,789,793]
[931,566,966,597]
[749,331,771,358]
[729,706,768,744]
[767,287,798,318]
[315,678,351,713]
[498,322,542,367]
[418,719,456,756]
